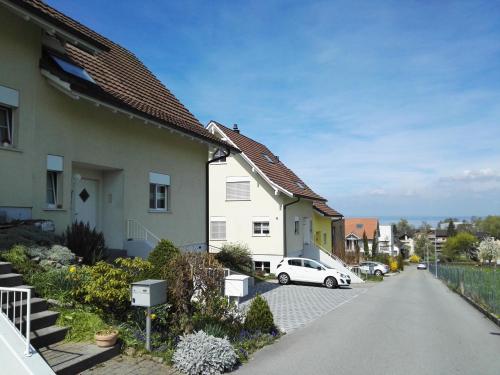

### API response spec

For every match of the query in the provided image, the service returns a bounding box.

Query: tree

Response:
[419,221,432,232]
[442,232,478,262]
[446,221,457,237]
[414,232,433,259]
[478,238,500,264]
[362,231,370,258]
[371,229,378,257]
[393,219,414,238]
[476,216,500,239]
[355,241,360,264]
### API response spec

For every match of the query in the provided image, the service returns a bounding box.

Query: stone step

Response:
[0,273,23,287]
[0,261,12,274]
[1,297,48,316]
[39,341,121,375]
[31,325,68,349]
[15,310,60,331]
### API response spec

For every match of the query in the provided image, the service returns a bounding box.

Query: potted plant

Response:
[95,328,118,347]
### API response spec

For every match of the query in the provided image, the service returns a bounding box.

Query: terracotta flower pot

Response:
[95,330,118,347]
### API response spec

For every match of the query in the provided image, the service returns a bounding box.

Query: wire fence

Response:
[429,264,499,317]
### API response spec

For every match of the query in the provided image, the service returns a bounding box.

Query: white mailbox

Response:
[131,279,167,307]
[224,274,249,298]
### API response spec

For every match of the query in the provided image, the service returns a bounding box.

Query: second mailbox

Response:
[131,279,167,307]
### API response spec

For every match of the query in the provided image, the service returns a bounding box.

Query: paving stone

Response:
[239,282,367,333]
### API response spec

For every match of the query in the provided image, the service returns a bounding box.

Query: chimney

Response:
[233,124,240,133]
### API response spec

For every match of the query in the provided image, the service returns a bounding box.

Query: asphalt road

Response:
[236,266,500,375]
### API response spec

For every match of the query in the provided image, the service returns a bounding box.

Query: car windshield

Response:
[318,260,332,269]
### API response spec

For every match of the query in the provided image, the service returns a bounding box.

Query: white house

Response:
[378,225,398,256]
[206,122,362,282]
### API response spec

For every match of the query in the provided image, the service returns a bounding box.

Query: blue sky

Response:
[47,0,500,217]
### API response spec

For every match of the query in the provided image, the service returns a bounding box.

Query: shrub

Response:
[389,260,398,272]
[148,239,180,278]
[30,268,82,302]
[173,331,238,375]
[56,308,108,342]
[0,224,59,251]
[0,245,41,280]
[27,244,75,266]
[62,221,105,265]
[234,331,278,363]
[409,254,421,263]
[75,257,152,316]
[244,295,274,334]
[397,254,404,271]
[215,243,253,274]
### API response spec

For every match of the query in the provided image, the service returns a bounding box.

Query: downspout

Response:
[283,197,301,258]
[206,147,231,252]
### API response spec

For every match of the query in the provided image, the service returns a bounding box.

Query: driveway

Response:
[239,281,368,332]
[236,267,500,375]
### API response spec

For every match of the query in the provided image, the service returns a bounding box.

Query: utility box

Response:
[224,274,249,298]
[131,279,167,307]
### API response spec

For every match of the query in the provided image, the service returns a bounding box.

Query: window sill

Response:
[43,208,66,212]
[148,209,171,214]
[252,235,271,237]
[226,199,251,202]
[210,239,227,241]
[0,145,22,153]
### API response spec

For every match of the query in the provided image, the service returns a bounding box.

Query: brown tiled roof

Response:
[213,122,325,201]
[345,218,379,239]
[313,201,342,217]
[13,0,232,147]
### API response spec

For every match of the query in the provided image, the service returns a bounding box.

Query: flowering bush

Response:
[409,254,421,263]
[389,260,398,272]
[173,331,238,375]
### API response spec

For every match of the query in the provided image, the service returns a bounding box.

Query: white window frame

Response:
[0,105,13,147]
[254,261,271,274]
[210,217,227,241]
[226,176,250,201]
[149,172,170,212]
[46,155,63,209]
[252,217,270,236]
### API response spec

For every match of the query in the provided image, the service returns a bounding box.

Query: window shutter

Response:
[226,181,250,200]
[210,221,226,240]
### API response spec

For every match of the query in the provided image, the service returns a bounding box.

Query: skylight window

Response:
[262,154,274,164]
[296,182,305,189]
[356,223,364,229]
[51,55,95,83]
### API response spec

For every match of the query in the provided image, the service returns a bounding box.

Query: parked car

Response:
[359,261,390,276]
[417,262,427,270]
[276,257,350,288]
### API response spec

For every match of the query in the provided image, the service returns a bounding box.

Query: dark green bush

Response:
[148,239,180,277]
[0,245,41,281]
[215,243,253,274]
[244,294,274,334]
[397,254,404,271]
[62,221,105,265]
[0,225,59,251]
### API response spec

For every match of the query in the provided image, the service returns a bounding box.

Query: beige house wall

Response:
[0,9,207,250]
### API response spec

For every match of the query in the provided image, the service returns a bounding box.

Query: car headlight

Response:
[340,274,347,278]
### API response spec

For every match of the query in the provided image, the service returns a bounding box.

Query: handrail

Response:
[126,219,161,247]
[314,243,349,268]
[0,286,32,357]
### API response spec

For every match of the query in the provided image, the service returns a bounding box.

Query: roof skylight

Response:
[262,154,274,164]
[51,55,95,83]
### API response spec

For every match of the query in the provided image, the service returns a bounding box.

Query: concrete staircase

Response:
[0,261,119,374]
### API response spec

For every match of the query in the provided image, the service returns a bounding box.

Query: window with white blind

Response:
[149,172,170,211]
[210,217,226,240]
[0,106,13,146]
[226,177,250,200]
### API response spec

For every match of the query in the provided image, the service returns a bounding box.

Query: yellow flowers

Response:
[409,254,421,263]
[69,265,77,273]
[390,260,398,272]
[151,313,157,321]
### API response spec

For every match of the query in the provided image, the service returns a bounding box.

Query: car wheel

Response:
[278,273,290,285]
[325,276,338,289]
[374,270,383,276]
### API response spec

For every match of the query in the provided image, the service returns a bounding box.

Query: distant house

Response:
[206,121,361,281]
[345,218,380,254]
[378,225,398,256]
[399,233,415,255]
[426,229,448,253]
[0,0,234,257]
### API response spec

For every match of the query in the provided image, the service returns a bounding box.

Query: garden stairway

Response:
[0,261,120,374]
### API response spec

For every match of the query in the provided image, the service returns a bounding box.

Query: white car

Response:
[359,261,390,276]
[417,262,427,270]
[276,257,351,288]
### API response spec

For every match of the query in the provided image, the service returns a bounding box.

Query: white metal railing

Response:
[313,243,349,268]
[0,287,32,356]
[126,219,160,247]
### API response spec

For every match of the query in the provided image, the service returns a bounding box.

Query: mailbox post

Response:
[131,279,167,351]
